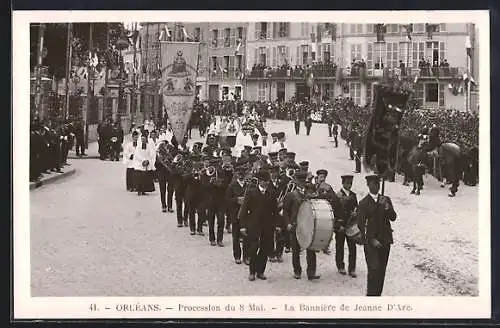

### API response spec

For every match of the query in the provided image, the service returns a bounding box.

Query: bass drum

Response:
[296,199,335,251]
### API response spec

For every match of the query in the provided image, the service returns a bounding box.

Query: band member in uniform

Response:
[353,130,363,173]
[123,131,139,191]
[239,169,278,281]
[268,165,286,263]
[283,171,321,280]
[357,175,397,296]
[185,159,203,233]
[156,139,173,212]
[207,163,227,247]
[226,165,249,264]
[335,174,358,277]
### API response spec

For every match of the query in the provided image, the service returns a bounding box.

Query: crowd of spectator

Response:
[249,61,338,79]
[194,97,478,153]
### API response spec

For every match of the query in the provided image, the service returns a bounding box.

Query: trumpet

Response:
[278,180,297,202]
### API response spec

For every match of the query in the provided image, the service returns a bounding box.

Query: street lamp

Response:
[267,71,272,102]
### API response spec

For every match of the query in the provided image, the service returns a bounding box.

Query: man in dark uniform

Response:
[305,113,313,136]
[207,162,227,247]
[326,111,334,138]
[110,122,124,161]
[332,123,339,148]
[268,165,286,263]
[357,175,397,296]
[239,169,278,281]
[74,120,86,157]
[348,126,357,160]
[283,171,321,280]
[172,152,186,225]
[185,158,203,233]
[335,174,358,277]
[226,165,249,264]
[293,108,301,135]
[353,130,363,173]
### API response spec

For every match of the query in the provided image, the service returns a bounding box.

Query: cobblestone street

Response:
[30,120,479,297]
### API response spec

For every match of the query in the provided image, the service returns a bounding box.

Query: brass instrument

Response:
[285,168,296,180]
[277,180,297,202]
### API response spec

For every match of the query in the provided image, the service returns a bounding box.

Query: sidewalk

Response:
[29,164,77,190]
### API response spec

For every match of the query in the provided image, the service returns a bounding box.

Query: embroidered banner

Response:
[160,42,199,144]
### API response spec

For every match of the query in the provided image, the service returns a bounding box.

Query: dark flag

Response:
[363,83,409,176]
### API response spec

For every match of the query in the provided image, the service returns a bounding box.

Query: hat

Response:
[253,146,262,151]
[252,133,259,139]
[271,133,278,138]
[294,171,308,183]
[365,174,380,183]
[243,145,252,152]
[255,169,271,181]
[316,169,328,177]
[341,174,354,181]
[278,148,288,154]
[277,132,285,139]
[299,161,309,167]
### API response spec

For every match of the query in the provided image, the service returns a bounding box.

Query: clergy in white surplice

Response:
[123,130,139,191]
[233,124,254,158]
[133,133,157,195]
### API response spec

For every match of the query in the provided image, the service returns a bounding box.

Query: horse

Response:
[421,136,462,197]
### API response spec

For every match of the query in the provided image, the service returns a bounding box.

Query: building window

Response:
[259,47,267,66]
[425,83,439,103]
[411,41,425,68]
[439,83,445,107]
[224,28,231,47]
[301,23,309,37]
[223,56,229,74]
[237,27,244,40]
[349,82,362,105]
[350,24,363,34]
[258,82,268,101]
[413,24,425,33]
[211,56,218,73]
[260,22,268,39]
[386,24,400,34]
[302,45,309,66]
[277,46,287,66]
[367,24,374,34]
[278,23,290,38]
[386,42,399,68]
[236,55,242,71]
[194,27,201,42]
[323,44,331,63]
[350,44,362,63]
[436,23,446,32]
[212,29,218,47]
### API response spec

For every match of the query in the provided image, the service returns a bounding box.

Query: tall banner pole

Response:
[103,23,110,120]
[64,23,73,120]
[160,34,199,148]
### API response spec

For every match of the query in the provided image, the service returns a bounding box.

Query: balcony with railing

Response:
[245,65,465,81]
[209,67,244,81]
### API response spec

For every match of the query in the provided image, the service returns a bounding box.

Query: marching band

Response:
[122,113,397,296]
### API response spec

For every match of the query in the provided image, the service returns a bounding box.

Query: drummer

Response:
[283,171,321,280]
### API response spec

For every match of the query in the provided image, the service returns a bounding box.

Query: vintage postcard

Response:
[13,10,491,319]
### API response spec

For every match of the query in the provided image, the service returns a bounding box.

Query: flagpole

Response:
[35,23,46,119]
[85,23,93,149]
[155,23,160,124]
[64,23,72,120]
[131,22,137,125]
[103,23,110,120]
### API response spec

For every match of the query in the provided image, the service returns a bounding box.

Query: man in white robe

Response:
[133,134,157,195]
[123,131,139,191]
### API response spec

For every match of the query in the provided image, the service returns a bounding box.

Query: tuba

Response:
[278,179,297,202]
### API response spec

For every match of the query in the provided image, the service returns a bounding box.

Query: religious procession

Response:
[29,20,480,298]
